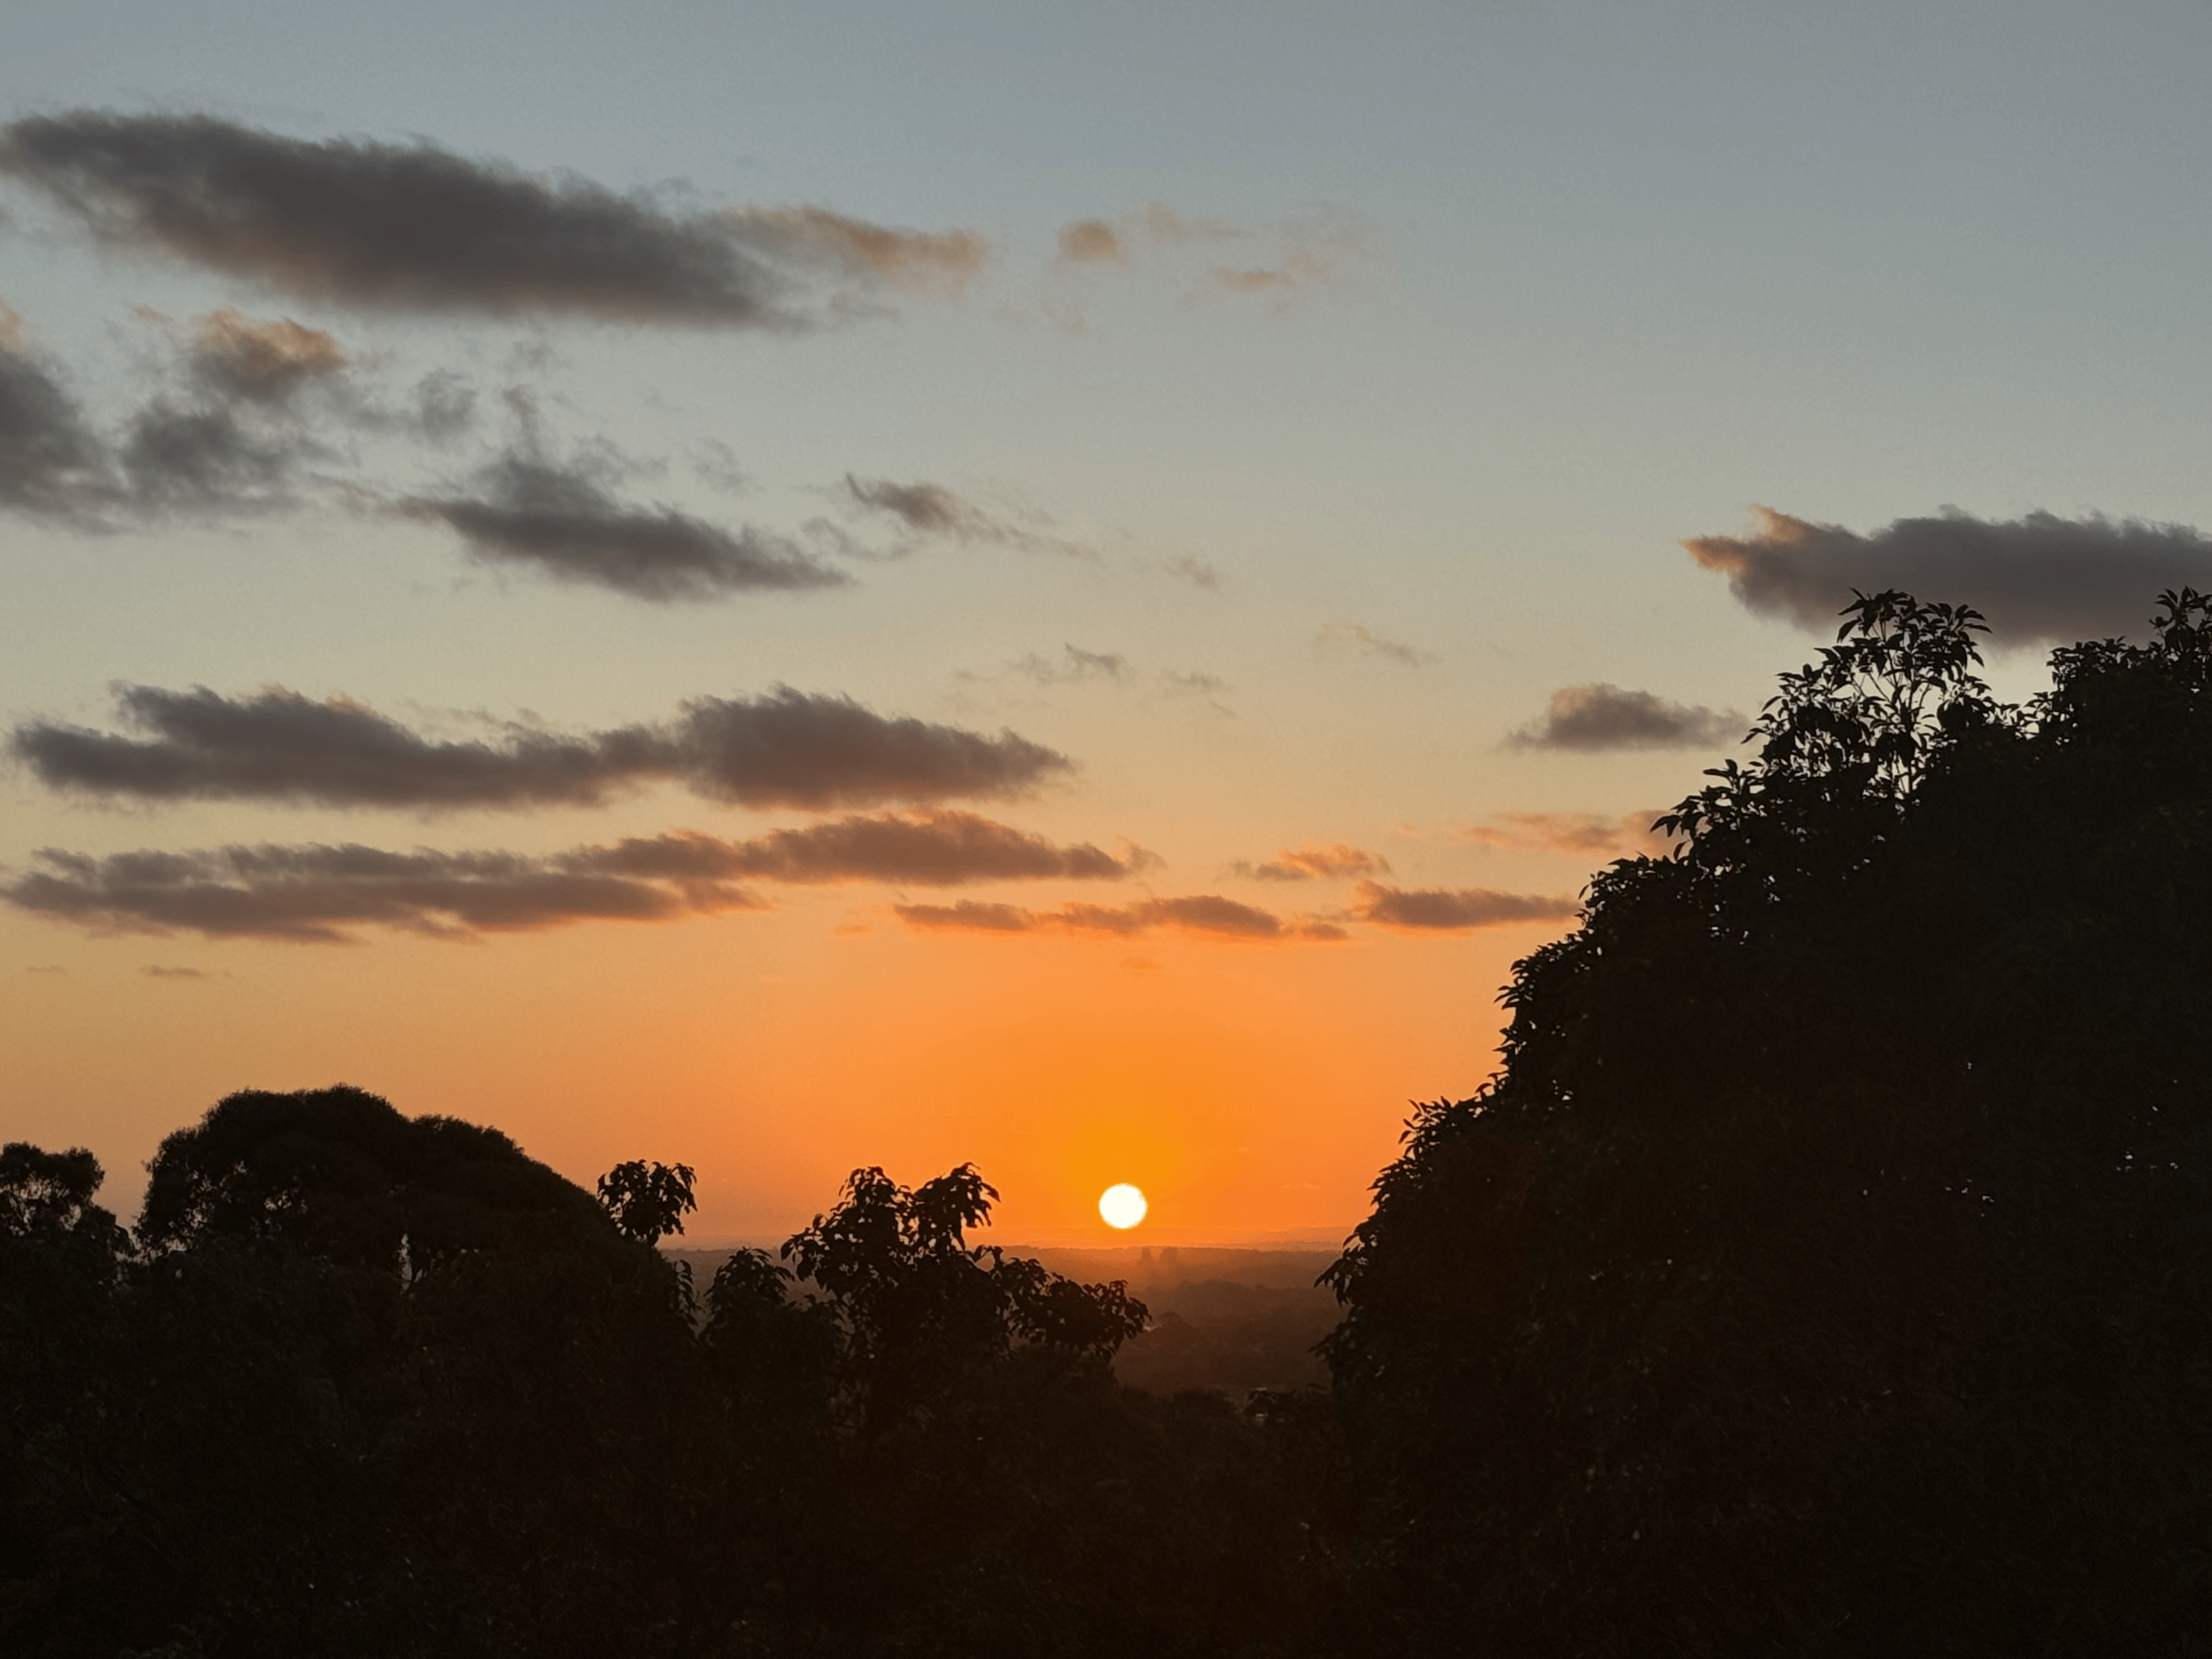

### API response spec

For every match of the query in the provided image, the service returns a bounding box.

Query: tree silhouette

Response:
[1321,588,2212,1656]
[784,1163,1147,1442]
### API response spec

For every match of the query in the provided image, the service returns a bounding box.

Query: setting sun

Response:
[1098,1183,1148,1229]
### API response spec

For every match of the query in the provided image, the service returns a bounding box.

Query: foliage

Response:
[1,1092,1332,1658]
[783,1163,1148,1441]
[596,1158,697,1246]
[1320,588,2212,1655]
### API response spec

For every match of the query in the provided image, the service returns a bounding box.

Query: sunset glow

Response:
[3,5,2204,1250]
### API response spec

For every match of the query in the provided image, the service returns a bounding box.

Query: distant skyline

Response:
[6,1,2211,1240]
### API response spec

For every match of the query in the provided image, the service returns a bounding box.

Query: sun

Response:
[1098,1183,1148,1229]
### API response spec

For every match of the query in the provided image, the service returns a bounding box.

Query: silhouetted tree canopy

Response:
[1320,589,2212,1655]
[2,1089,1339,1658]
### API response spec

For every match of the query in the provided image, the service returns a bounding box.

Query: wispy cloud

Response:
[1350,880,1577,932]
[1316,620,1437,667]
[895,893,1346,943]
[0,112,986,326]
[1685,505,2212,646]
[1041,202,1375,326]
[839,474,1094,559]
[12,683,1075,813]
[1229,842,1389,882]
[733,206,987,298]
[1462,810,1677,860]
[1506,684,1742,752]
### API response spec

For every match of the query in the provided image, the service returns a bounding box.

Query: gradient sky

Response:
[6,1,2212,1243]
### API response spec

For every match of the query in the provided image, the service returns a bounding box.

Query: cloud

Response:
[1159,669,1233,713]
[1317,620,1437,667]
[1506,683,1742,752]
[0,306,477,526]
[404,454,849,601]
[0,340,109,518]
[1056,219,1126,264]
[1350,880,1577,932]
[12,683,1073,812]
[3,841,768,944]
[671,689,1072,808]
[733,206,988,298]
[5,810,1148,944]
[1462,810,1678,860]
[1231,842,1390,882]
[895,893,1347,943]
[1154,553,1223,592]
[184,308,348,402]
[840,474,1093,559]
[0,112,984,326]
[140,964,211,979]
[1684,505,2212,647]
[587,812,1141,886]
[1003,645,1132,686]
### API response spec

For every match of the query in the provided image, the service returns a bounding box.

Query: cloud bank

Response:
[12,684,1073,811]
[1350,880,1577,932]
[1507,684,1742,752]
[1685,505,2212,646]
[5,813,1139,944]
[0,112,985,326]
[3,842,765,943]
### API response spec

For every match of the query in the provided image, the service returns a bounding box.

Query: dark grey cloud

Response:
[1507,684,1742,753]
[1230,842,1389,882]
[1351,880,1577,932]
[0,341,109,518]
[5,810,1141,944]
[895,893,1346,942]
[12,683,1073,812]
[0,112,986,326]
[3,841,765,944]
[672,688,1072,808]
[1685,505,2212,647]
[116,396,321,514]
[404,455,849,601]
[585,811,1141,886]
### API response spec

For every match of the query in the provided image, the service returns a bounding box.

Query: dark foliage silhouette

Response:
[1,1089,1348,1657]
[1319,589,2212,1655]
